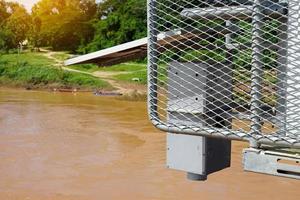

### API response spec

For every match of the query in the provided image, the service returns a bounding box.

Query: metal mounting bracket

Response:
[243,147,300,179]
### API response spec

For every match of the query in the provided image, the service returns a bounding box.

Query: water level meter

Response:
[147,0,300,180]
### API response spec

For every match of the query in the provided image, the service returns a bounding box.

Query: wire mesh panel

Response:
[147,0,300,147]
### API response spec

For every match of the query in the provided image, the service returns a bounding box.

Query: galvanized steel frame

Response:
[147,0,300,148]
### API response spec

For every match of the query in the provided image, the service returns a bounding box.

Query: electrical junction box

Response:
[167,61,233,128]
[167,133,231,180]
[166,62,232,180]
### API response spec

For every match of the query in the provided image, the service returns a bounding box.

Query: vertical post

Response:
[286,0,300,136]
[276,18,288,135]
[250,0,264,144]
[147,0,159,120]
[225,20,235,128]
[225,20,234,50]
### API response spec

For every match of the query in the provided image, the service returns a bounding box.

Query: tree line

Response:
[0,0,147,53]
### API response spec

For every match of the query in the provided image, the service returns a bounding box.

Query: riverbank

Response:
[0,52,114,91]
[0,51,150,96]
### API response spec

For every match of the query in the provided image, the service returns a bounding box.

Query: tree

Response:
[0,0,9,24]
[28,16,42,50]
[81,0,147,53]
[0,1,31,51]
[0,27,14,51]
[31,0,97,52]
[5,3,31,47]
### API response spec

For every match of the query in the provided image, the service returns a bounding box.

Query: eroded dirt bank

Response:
[0,89,299,200]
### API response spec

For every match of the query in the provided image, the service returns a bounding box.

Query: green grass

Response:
[51,52,70,61]
[114,70,147,84]
[68,62,146,73]
[0,52,112,90]
[68,64,100,73]
[68,62,149,85]
[113,65,166,85]
[99,63,146,72]
[1,52,53,67]
[108,63,148,85]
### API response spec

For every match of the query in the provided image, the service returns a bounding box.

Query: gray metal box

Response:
[166,62,232,180]
[167,61,233,128]
[167,133,231,178]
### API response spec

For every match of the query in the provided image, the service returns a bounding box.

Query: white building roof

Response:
[64,29,197,66]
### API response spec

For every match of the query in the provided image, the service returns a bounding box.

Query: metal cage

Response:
[147,0,300,149]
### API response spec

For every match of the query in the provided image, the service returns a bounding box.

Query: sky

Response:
[7,0,38,11]
[7,0,101,12]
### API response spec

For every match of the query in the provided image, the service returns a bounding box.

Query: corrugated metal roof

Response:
[64,29,199,66]
[64,38,148,66]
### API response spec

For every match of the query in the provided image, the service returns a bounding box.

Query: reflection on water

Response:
[0,88,299,200]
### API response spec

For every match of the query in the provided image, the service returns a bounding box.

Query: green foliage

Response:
[113,64,165,85]
[0,0,284,76]
[69,62,146,73]
[233,50,252,70]
[181,49,226,63]
[0,52,112,89]
[31,0,97,52]
[5,4,31,45]
[28,16,42,49]
[114,70,147,84]
[0,0,9,23]
[51,52,71,61]
[98,63,146,72]
[1,53,43,68]
[1,52,53,66]
[81,0,147,53]
[68,63,99,72]
[61,71,109,88]
[0,1,31,51]
[0,28,14,51]
[156,0,205,31]
[0,0,103,52]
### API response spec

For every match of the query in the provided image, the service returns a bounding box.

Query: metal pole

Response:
[249,0,264,146]
[147,0,159,120]
[180,5,285,20]
[286,0,300,137]
[181,6,252,20]
[276,18,288,135]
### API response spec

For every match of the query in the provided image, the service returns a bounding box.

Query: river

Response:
[0,88,299,200]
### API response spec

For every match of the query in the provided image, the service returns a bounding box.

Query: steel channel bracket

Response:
[243,148,300,179]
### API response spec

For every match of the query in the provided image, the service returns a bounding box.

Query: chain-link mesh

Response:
[148,0,300,147]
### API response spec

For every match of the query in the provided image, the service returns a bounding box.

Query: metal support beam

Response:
[181,4,287,20]
[249,0,264,141]
[243,148,300,179]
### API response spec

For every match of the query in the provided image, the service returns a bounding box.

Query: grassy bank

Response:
[69,62,146,73]
[39,50,158,88]
[0,52,113,90]
[114,70,147,84]
[68,62,149,84]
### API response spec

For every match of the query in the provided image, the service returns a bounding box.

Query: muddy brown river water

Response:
[0,88,299,200]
